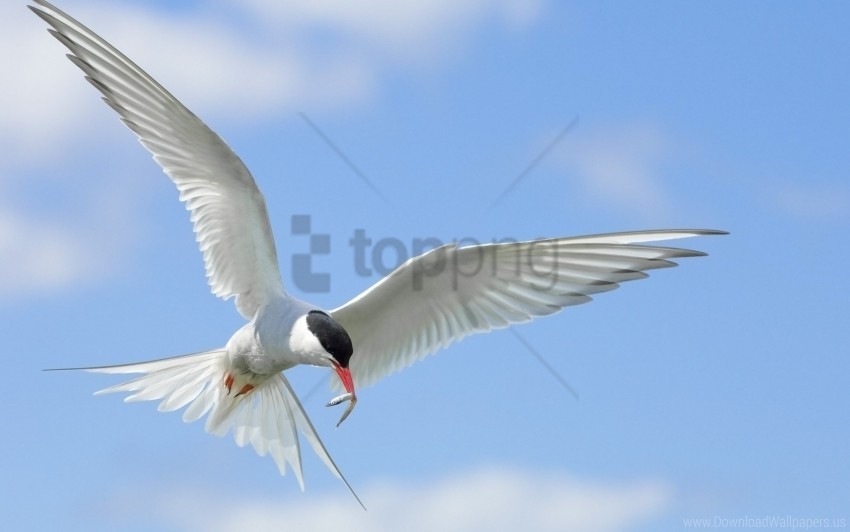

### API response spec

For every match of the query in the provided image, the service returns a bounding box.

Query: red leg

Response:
[235,383,255,397]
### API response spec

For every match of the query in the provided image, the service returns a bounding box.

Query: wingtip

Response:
[652,228,728,238]
[29,0,59,23]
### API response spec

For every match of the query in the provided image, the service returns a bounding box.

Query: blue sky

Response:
[2,1,849,530]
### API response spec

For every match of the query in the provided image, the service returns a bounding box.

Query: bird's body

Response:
[230,296,319,376]
[31,0,725,506]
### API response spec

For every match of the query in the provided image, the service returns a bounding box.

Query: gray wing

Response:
[331,229,725,389]
[32,0,285,319]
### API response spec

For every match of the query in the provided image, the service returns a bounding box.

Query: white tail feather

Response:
[88,351,364,507]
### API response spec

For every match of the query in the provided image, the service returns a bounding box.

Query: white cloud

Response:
[7,0,544,166]
[0,207,98,299]
[229,0,543,60]
[0,2,94,164]
[0,166,146,302]
[557,123,677,222]
[768,181,850,222]
[77,5,378,122]
[3,1,374,164]
[2,0,543,298]
[111,468,671,532]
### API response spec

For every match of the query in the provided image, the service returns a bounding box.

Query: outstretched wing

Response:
[31,0,285,319]
[331,229,725,389]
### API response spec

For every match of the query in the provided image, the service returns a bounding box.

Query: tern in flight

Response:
[32,0,724,505]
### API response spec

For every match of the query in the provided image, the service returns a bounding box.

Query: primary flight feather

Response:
[31,0,724,505]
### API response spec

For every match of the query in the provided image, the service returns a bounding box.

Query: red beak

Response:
[333,363,356,396]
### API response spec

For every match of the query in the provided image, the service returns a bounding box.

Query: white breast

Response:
[226,297,322,374]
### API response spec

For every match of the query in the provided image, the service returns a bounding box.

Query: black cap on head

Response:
[306,310,353,368]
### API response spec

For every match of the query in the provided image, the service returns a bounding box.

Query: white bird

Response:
[32,0,724,506]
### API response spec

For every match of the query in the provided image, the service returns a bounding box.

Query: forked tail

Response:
[86,350,364,508]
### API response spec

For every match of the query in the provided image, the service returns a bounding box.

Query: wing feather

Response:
[332,229,725,389]
[32,0,284,318]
